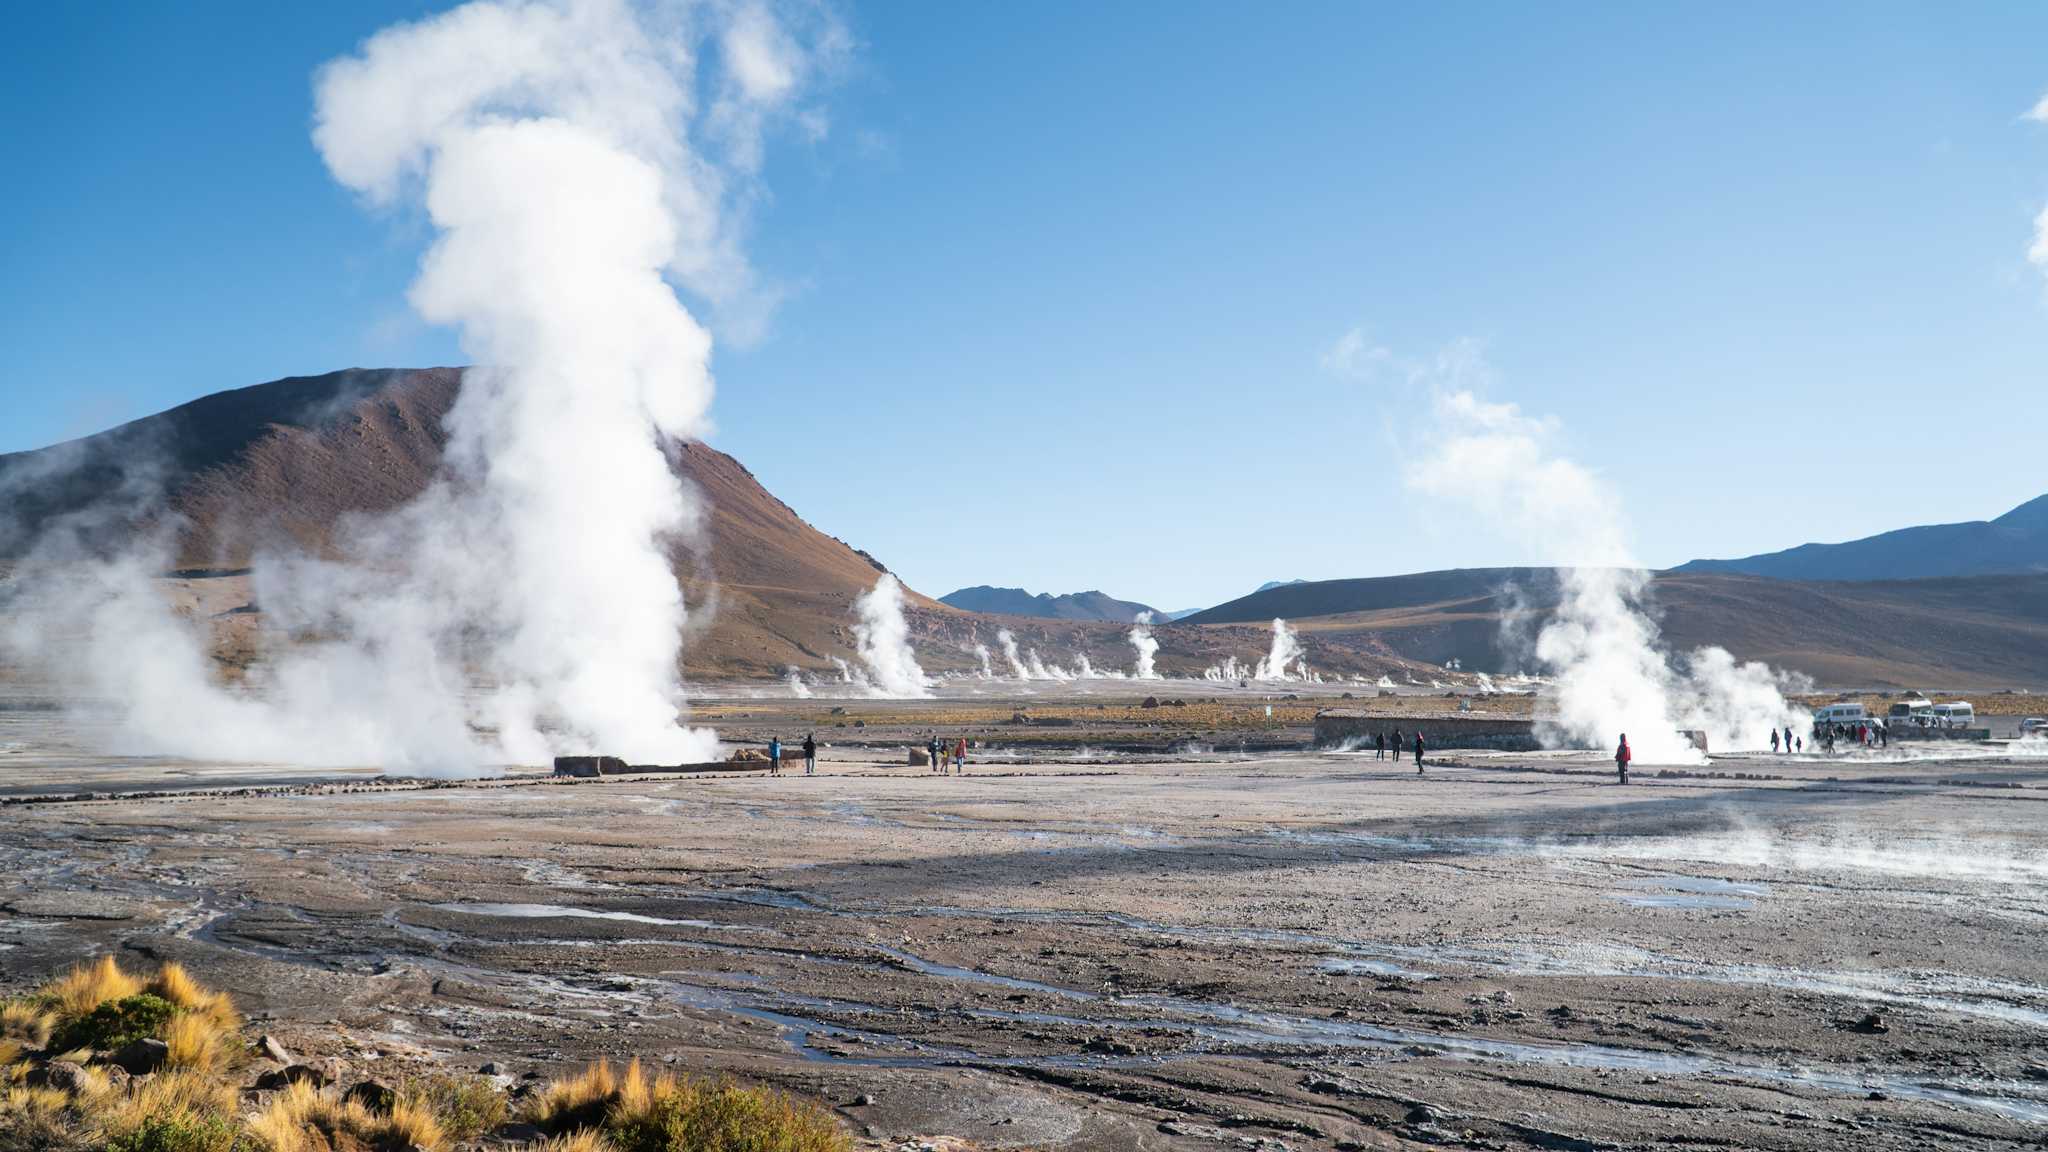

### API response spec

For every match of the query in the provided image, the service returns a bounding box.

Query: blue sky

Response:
[5,2,2048,611]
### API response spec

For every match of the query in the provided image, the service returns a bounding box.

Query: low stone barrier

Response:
[1312,711,1542,752]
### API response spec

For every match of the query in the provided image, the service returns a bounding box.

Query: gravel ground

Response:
[4,696,2048,1150]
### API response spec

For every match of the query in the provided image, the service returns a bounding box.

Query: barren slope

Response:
[0,368,943,679]
[1190,567,2048,688]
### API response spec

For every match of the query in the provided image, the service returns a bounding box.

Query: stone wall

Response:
[1312,711,1541,752]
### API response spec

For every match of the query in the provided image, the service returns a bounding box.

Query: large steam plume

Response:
[0,0,838,770]
[1128,611,1160,679]
[1404,377,1807,762]
[851,574,929,698]
[1253,617,1305,681]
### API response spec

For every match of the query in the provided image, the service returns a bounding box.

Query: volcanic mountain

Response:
[8,368,2045,689]
[0,368,937,679]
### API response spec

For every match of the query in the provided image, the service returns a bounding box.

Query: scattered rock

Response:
[1141,696,1159,709]
[345,1080,397,1112]
[478,1062,502,1076]
[853,1093,876,1107]
[255,1064,334,1091]
[258,1035,294,1066]
[110,1038,170,1075]
[27,1061,93,1092]
[1404,1103,1442,1125]
[1848,1012,1889,1035]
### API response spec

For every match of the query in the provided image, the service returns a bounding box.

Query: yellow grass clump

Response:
[523,1132,615,1152]
[40,955,142,1018]
[162,1011,231,1073]
[531,1059,848,1152]
[249,1079,447,1152]
[527,1058,621,1132]
[0,1001,54,1049]
[145,962,239,1032]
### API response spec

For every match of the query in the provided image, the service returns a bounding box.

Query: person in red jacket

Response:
[1616,733,1632,784]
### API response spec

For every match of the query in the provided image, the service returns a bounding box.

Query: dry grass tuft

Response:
[99,1070,243,1152]
[527,1059,621,1133]
[39,956,142,1020]
[143,964,238,1033]
[1,1001,54,1050]
[386,1097,448,1152]
[160,1013,229,1073]
[399,1072,508,1143]
[248,1079,448,1152]
[532,1059,848,1152]
[522,1132,615,1152]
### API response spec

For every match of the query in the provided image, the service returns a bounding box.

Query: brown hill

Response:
[0,368,940,680]
[1187,567,2048,689]
[13,369,2033,689]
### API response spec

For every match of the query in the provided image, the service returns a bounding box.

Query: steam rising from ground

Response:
[1254,617,1306,681]
[1128,611,1160,679]
[0,0,838,771]
[851,574,929,698]
[1404,376,1807,762]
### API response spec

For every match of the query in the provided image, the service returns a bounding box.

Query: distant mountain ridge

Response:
[1677,494,2048,582]
[939,585,1160,623]
[1178,565,2048,688]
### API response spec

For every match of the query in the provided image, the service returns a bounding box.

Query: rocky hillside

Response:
[0,368,937,679]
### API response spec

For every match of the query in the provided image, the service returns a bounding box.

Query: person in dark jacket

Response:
[1413,731,1425,773]
[1615,733,1631,784]
[1374,732,1385,760]
[802,733,816,776]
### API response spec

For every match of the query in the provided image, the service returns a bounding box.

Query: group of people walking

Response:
[1368,728,1428,773]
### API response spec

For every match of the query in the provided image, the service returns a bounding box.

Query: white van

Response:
[1886,697,1933,721]
[1813,703,1868,726]
[1932,702,1975,729]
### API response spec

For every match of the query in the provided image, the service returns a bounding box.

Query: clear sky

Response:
[5,2,2048,612]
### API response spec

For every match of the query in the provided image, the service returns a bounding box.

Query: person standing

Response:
[768,736,782,777]
[1615,733,1632,784]
[953,736,967,774]
[1413,731,1425,773]
[1374,732,1385,760]
[927,734,941,774]
[1771,729,1780,754]
[1392,729,1403,766]
[803,732,817,776]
